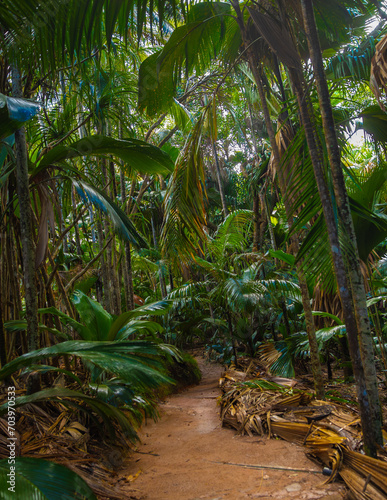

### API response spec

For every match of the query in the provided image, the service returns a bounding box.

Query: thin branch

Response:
[145,114,167,141]
[51,206,89,261]
[65,236,113,292]
[31,50,100,92]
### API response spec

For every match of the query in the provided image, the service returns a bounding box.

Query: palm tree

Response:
[137,0,386,453]
[300,0,383,455]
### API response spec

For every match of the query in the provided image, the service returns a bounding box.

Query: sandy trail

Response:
[125,357,346,500]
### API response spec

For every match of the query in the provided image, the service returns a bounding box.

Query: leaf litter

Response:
[219,363,387,500]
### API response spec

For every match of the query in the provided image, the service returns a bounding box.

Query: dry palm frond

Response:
[340,465,386,500]
[343,448,387,494]
[370,33,387,111]
[0,394,138,499]
[219,367,387,498]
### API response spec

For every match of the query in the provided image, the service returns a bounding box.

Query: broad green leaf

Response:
[0,457,97,500]
[4,319,71,341]
[269,249,296,267]
[0,340,172,390]
[359,105,387,143]
[74,180,148,249]
[72,290,113,341]
[108,300,173,341]
[0,94,40,140]
[37,135,174,176]
[311,311,344,325]
[37,307,91,340]
[138,2,232,116]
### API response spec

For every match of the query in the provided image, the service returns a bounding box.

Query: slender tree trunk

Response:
[12,65,40,393]
[231,2,324,398]
[120,169,135,311]
[213,141,229,217]
[252,192,261,251]
[0,284,7,368]
[97,216,111,311]
[259,190,276,252]
[151,216,167,299]
[300,0,383,454]
[247,102,259,154]
[227,311,239,368]
[125,242,135,310]
[59,189,68,253]
[71,186,82,256]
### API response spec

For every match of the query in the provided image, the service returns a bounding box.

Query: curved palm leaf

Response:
[37,135,174,176]
[1,0,182,72]
[108,299,173,341]
[161,111,208,263]
[0,387,138,440]
[0,94,40,140]
[72,290,113,341]
[0,457,97,500]
[0,340,173,389]
[138,2,233,116]
[74,179,148,248]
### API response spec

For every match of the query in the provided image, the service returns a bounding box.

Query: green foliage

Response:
[138,2,234,116]
[0,457,97,500]
[0,94,40,140]
[0,340,173,389]
[37,135,174,176]
[40,290,172,342]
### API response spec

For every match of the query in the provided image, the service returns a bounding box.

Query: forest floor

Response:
[123,356,349,500]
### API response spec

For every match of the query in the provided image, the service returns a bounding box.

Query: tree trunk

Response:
[120,168,135,311]
[252,193,261,251]
[300,0,383,455]
[259,190,276,252]
[212,141,229,217]
[151,216,167,299]
[12,65,40,393]
[0,284,7,368]
[96,216,111,312]
[71,186,82,256]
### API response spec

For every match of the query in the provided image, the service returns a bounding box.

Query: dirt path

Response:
[125,357,347,500]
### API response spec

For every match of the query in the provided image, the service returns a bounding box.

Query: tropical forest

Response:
[1,0,387,499]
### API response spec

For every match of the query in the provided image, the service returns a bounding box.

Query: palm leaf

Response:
[161,111,208,263]
[4,319,72,341]
[0,388,138,440]
[359,105,387,143]
[108,300,173,341]
[1,0,182,72]
[0,457,97,500]
[74,179,148,249]
[37,135,174,176]
[0,340,172,389]
[37,306,92,341]
[0,94,40,140]
[138,2,232,116]
[72,290,113,341]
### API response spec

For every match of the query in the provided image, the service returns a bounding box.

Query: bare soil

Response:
[124,357,348,500]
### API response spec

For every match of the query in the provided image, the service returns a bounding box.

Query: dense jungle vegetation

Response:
[1,0,387,496]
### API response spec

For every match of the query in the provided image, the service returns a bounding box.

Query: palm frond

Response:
[37,135,174,176]
[0,388,138,441]
[138,2,232,116]
[0,457,97,500]
[108,300,173,340]
[0,340,173,390]
[0,94,40,140]
[72,290,113,341]
[161,112,208,264]
[74,179,149,249]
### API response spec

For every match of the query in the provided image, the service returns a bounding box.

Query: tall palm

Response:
[137,0,386,452]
